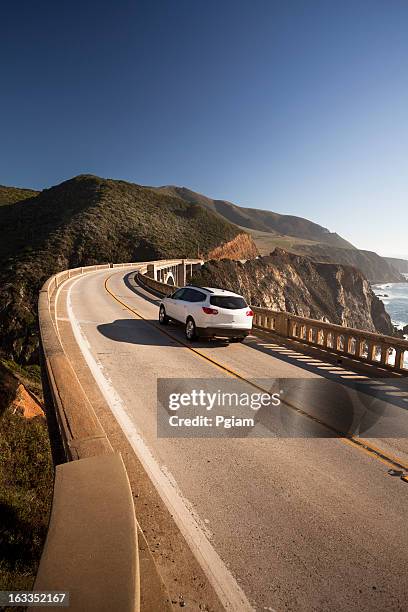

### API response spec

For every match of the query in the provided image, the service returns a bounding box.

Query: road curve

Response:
[58,268,408,612]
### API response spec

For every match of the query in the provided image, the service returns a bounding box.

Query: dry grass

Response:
[0,363,53,599]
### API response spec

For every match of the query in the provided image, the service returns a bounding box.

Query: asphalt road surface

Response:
[60,268,408,612]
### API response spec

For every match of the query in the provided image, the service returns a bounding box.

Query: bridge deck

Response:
[55,267,408,612]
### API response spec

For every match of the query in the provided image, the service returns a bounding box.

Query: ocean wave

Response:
[375,281,408,328]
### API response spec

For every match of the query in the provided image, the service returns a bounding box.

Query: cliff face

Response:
[207,233,259,260]
[190,248,394,335]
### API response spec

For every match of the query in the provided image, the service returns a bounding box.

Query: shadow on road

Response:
[97,318,231,349]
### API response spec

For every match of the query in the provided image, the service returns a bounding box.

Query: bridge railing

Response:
[252,309,408,374]
[138,270,408,376]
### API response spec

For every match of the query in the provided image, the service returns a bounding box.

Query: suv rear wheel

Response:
[185,317,197,341]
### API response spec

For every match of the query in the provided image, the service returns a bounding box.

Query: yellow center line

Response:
[104,272,408,477]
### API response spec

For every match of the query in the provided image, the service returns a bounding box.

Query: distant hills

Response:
[283,243,404,284]
[385,257,408,274]
[155,185,354,249]
[155,185,404,283]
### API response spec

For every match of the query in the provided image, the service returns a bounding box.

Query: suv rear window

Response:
[210,296,247,309]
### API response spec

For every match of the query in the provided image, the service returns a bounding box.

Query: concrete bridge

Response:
[36,259,408,612]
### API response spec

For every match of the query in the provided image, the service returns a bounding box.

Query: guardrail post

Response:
[367,341,376,362]
[380,344,388,365]
[177,261,186,286]
[275,313,289,337]
[146,263,156,279]
[395,348,404,370]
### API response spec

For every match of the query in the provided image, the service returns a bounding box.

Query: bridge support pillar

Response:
[176,260,186,286]
[275,314,290,337]
[146,264,156,280]
[395,348,404,370]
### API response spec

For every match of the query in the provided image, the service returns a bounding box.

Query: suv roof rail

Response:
[186,284,214,293]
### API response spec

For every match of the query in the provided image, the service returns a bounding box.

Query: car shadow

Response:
[97,318,231,349]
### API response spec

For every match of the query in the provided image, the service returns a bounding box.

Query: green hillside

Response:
[154,185,356,249]
[0,185,39,206]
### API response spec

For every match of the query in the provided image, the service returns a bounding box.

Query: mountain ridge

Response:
[154,185,403,283]
[154,185,356,249]
[385,257,408,274]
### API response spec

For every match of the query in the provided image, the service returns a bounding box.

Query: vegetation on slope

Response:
[0,174,256,362]
[0,362,53,595]
[0,185,39,207]
[155,185,355,249]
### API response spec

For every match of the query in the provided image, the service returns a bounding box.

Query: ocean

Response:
[372,274,408,333]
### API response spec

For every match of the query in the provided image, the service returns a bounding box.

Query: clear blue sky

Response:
[1,1,407,257]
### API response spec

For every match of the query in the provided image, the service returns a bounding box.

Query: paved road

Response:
[60,268,408,611]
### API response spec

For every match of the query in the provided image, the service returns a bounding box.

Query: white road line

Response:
[65,273,255,612]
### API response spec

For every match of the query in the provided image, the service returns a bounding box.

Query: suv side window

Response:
[171,288,188,300]
[183,288,206,302]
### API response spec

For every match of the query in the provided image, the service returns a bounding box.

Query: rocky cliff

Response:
[207,233,259,260]
[190,248,394,335]
[0,362,43,419]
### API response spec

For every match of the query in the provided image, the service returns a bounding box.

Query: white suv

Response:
[159,286,253,342]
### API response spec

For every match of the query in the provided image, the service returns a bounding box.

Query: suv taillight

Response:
[202,306,218,315]
[246,309,254,316]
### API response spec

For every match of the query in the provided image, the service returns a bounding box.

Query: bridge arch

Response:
[164,271,176,286]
